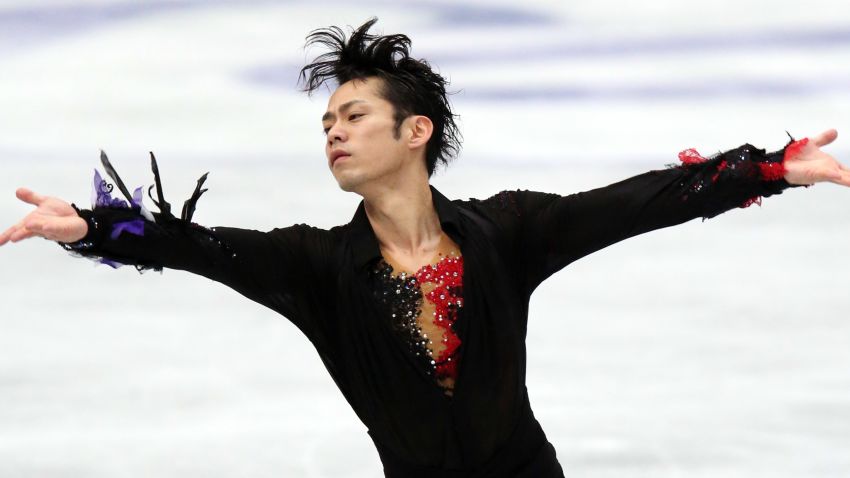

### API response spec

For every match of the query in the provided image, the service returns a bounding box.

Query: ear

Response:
[406,115,433,150]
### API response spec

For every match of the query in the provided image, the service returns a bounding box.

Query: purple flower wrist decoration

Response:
[61,150,223,273]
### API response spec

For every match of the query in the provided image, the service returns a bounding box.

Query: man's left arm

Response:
[503,129,848,293]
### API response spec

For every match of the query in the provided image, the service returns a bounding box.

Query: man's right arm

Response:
[1,165,334,338]
[62,205,326,317]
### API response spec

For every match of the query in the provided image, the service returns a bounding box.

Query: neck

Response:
[363,178,442,257]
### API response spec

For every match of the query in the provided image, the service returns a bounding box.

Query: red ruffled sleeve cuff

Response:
[671,132,809,217]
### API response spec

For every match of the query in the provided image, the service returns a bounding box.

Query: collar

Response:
[348,184,463,273]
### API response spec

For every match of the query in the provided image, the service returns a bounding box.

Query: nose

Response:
[326,121,347,146]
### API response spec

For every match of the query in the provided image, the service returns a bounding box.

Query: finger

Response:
[813,128,838,148]
[15,187,45,207]
[9,226,36,243]
[827,170,850,187]
[830,169,850,187]
[0,219,26,246]
[0,224,20,246]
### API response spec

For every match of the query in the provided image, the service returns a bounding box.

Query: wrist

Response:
[59,204,101,249]
[780,137,812,187]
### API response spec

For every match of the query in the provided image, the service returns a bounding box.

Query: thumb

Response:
[813,128,838,148]
[16,187,45,207]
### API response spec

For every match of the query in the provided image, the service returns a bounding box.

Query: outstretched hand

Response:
[0,188,87,246]
[784,129,850,187]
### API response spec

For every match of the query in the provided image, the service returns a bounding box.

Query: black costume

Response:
[60,137,805,477]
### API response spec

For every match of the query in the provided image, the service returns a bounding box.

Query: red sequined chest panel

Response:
[372,253,464,395]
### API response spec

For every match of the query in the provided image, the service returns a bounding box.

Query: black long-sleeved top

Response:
[60,139,805,477]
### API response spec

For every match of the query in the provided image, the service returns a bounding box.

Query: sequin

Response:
[372,253,464,395]
[671,137,801,217]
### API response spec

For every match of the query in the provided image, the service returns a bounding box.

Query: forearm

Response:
[57,152,237,275]
[60,204,237,275]
[509,134,808,291]
[669,135,808,221]
[54,152,336,336]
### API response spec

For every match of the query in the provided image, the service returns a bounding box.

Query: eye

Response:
[322,113,363,135]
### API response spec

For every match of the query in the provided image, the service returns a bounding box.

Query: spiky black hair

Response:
[298,17,461,177]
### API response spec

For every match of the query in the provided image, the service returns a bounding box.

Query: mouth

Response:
[331,153,351,166]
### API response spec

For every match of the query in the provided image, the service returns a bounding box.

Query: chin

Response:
[333,168,383,195]
[338,183,356,193]
[334,174,362,193]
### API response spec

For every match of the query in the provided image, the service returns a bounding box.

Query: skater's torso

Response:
[376,231,464,396]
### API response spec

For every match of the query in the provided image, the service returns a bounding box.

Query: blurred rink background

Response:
[1,0,849,477]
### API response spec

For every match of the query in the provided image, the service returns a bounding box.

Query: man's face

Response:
[322,77,410,193]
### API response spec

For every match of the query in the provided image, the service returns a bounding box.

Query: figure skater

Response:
[2,17,848,478]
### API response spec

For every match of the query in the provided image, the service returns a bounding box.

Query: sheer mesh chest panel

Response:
[370,233,464,396]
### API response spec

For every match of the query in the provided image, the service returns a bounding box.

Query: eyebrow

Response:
[322,99,367,123]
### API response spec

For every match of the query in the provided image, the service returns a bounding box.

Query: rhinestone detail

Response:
[372,253,464,393]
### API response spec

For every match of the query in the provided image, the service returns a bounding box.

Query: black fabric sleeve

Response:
[483,139,807,295]
[57,154,334,338]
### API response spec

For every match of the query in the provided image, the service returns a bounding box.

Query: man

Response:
[1,17,848,477]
